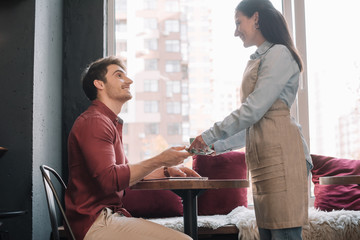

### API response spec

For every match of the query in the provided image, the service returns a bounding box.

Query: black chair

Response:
[0,147,27,240]
[40,165,75,240]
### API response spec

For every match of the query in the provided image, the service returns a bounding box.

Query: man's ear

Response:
[93,79,104,90]
[253,11,259,22]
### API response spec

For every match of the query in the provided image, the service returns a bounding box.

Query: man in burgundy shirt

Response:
[65,56,198,240]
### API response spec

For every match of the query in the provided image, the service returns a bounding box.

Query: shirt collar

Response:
[250,41,274,59]
[92,100,124,125]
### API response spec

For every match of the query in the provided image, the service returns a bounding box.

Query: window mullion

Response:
[294,0,310,148]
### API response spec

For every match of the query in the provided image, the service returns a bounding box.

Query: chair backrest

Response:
[40,165,76,240]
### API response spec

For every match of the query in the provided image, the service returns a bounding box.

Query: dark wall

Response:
[0,0,105,239]
[62,0,106,177]
[0,0,37,239]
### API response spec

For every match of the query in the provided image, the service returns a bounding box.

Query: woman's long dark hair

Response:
[236,0,303,71]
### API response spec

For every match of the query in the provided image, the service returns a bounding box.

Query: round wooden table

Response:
[319,175,360,185]
[132,178,249,240]
[0,147,8,158]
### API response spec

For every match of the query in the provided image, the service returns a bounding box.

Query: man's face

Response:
[103,64,133,102]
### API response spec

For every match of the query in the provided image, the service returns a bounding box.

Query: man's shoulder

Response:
[73,108,113,130]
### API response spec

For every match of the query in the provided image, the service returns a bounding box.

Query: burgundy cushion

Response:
[311,154,360,211]
[122,188,183,218]
[193,151,247,215]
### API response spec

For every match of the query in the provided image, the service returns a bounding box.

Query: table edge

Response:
[319,175,360,185]
[131,179,249,190]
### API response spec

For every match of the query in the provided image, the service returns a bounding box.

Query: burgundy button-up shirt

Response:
[65,100,131,240]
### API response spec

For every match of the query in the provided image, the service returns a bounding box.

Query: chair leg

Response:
[0,230,10,240]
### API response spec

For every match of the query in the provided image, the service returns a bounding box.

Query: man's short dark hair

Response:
[81,56,126,101]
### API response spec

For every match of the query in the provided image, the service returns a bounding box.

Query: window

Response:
[144,101,158,113]
[165,60,180,72]
[115,0,127,13]
[304,0,360,160]
[116,40,127,54]
[144,38,158,51]
[144,18,157,30]
[167,123,181,135]
[144,79,158,92]
[115,19,127,33]
[122,123,128,135]
[112,0,329,182]
[143,0,157,10]
[165,0,179,12]
[164,20,179,33]
[144,59,158,71]
[123,144,129,156]
[165,40,180,52]
[166,102,181,114]
[166,81,180,96]
[122,102,128,113]
[145,123,159,135]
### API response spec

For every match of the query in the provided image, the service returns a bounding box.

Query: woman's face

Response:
[234,11,263,48]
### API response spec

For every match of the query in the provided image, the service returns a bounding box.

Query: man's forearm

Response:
[128,157,164,186]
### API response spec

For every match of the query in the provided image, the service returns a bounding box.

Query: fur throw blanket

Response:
[149,206,360,240]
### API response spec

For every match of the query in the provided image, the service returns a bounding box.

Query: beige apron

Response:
[240,59,308,229]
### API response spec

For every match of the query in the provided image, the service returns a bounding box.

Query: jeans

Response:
[258,227,302,240]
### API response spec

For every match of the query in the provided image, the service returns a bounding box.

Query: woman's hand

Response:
[188,135,215,155]
[188,135,207,152]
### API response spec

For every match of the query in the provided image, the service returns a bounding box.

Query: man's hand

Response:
[129,146,196,185]
[158,146,192,167]
[167,165,201,177]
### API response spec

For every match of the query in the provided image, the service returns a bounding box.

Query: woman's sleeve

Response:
[212,129,246,154]
[202,45,299,146]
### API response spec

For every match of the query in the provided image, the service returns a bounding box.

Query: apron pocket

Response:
[247,144,283,170]
[251,163,284,179]
[252,175,286,195]
[250,144,286,195]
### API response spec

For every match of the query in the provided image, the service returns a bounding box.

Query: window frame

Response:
[107,0,313,204]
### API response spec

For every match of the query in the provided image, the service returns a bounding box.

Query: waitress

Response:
[189,0,312,239]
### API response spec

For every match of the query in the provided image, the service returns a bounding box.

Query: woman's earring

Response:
[255,22,260,29]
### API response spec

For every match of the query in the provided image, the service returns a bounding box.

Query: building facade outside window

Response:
[164,20,179,33]
[144,59,158,71]
[167,122,181,135]
[143,0,157,10]
[145,123,159,135]
[115,19,127,32]
[166,81,180,97]
[143,18,157,30]
[165,40,180,52]
[166,101,181,114]
[144,38,158,51]
[165,60,180,72]
[144,79,159,92]
[165,0,179,12]
[144,100,158,113]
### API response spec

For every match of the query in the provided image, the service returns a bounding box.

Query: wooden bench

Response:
[198,224,239,240]
[58,224,239,240]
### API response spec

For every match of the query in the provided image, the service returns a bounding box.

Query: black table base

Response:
[173,189,205,240]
